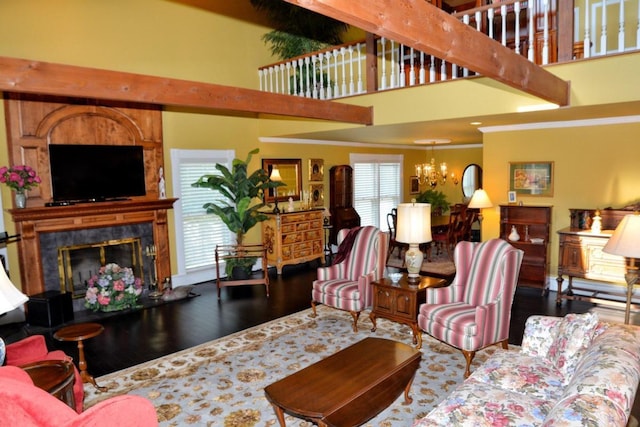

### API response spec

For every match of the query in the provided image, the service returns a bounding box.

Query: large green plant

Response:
[191,148,283,246]
[415,189,450,215]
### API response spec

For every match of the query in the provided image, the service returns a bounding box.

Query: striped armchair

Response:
[418,239,524,378]
[311,226,388,332]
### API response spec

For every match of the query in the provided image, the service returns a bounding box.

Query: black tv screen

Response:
[49,144,146,202]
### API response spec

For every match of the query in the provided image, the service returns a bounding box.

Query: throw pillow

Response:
[547,312,600,382]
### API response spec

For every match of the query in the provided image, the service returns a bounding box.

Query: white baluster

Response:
[542,0,549,64]
[303,57,310,98]
[514,2,521,55]
[528,0,535,61]
[273,65,280,94]
[318,55,325,100]
[488,7,495,39]
[380,37,387,90]
[440,59,447,81]
[600,0,608,55]
[475,11,482,31]
[501,5,507,46]
[348,45,355,95]
[618,0,625,52]
[419,51,426,84]
[409,47,416,86]
[452,62,458,79]
[311,55,318,99]
[258,69,264,92]
[268,67,274,93]
[340,47,347,96]
[399,44,406,87]
[389,40,396,88]
[280,64,286,95]
[298,59,305,96]
[286,63,292,95]
[291,61,298,95]
[356,42,363,94]
[464,14,471,76]
[584,0,591,58]
[429,55,436,82]
[325,52,333,99]
[332,50,339,97]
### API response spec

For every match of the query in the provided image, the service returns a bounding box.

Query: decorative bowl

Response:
[530,238,544,244]
[389,273,403,283]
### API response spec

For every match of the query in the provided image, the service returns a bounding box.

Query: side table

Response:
[370,274,448,348]
[54,322,107,391]
[22,359,76,409]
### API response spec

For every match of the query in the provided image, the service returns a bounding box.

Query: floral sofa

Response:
[414,313,640,426]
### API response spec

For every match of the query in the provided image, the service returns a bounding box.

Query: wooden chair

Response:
[431,204,466,260]
[386,208,408,263]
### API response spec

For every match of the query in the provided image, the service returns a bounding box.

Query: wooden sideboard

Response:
[556,207,635,308]
[499,205,552,293]
[261,209,325,275]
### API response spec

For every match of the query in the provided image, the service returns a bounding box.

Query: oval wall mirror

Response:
[462,164,483,198]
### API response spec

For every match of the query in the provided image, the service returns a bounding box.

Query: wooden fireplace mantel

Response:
[10,198,177,296]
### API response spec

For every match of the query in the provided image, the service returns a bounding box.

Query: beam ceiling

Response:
[284,0,570,106]
[0,56,373,125]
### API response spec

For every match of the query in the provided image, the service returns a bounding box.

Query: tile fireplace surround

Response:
[8,199,176,301]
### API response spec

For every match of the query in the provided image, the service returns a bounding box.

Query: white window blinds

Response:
[171,149,234,284]
[351,154,402,231]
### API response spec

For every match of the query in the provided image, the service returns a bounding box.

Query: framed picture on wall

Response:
[509,161,554,197]
[410,176,420,194]
[309,184,324,207]
[309,159,324,181]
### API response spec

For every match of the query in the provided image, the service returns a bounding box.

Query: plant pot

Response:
[231,266,251,280]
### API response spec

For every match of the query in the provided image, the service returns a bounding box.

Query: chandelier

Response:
[414,139,452,189]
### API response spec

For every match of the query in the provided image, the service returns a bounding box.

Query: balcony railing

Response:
[258,0,640,100]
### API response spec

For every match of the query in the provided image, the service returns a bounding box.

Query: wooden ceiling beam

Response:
[0,56,373,125]
[284,0,570,106]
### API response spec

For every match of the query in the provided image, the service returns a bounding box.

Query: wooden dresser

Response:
[499,205,552,293]
[556,208,632,308]
[261,209,325,275]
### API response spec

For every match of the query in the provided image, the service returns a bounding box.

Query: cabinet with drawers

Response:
[262,209,325,274]
[499,205,552,293]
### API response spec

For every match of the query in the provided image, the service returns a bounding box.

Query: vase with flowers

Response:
[0,165,42,209]
[84,263,143,312]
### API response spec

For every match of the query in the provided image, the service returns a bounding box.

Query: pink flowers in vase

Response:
[85,263,143,312]
[0,165,42,192]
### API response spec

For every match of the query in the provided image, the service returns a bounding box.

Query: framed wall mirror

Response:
[462,163,483,199]
[262,158,302,203]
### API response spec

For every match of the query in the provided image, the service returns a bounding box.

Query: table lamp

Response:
[269,166,283,213]
[0,264,28,364]
[395,202,432,280]
[602,212,640,324]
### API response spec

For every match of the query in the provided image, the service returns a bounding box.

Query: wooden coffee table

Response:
[264,337,421,427]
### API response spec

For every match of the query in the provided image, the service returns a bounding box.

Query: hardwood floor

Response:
[2,262,596,377]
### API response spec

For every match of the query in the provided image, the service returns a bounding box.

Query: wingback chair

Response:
[311,226,388,332]
[418,238,524,377]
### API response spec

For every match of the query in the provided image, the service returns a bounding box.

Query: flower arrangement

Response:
[85,263,143,312]
[0,165,42,192]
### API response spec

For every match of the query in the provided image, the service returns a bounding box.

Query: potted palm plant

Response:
[192,148,283,278]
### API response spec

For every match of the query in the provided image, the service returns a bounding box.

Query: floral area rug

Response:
[84,306,511,426]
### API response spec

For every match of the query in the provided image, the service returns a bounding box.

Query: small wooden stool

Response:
[54,322,107,392]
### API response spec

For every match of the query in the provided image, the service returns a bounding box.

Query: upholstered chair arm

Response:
[520,315,563,357]
[316,262,346,281]
[75,395,159,427]
[358,270,377,308]
[5,335,51,366]
[425,279,462,304]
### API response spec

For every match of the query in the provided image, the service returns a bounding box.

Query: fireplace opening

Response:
[58,238,144,300]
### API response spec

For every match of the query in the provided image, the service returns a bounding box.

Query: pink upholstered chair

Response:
[5,335,84,413]
[418,238,524,378]
[0,365,158,426]
[311,226,388,332]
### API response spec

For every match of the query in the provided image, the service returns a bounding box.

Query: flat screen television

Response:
[49,144,146,202]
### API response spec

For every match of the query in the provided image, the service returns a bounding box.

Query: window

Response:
[350,153,403,231]
[170,149,234,286]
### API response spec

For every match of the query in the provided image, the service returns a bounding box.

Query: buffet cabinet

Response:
[261,209,325,275]
[556,208,630,308]
[499,205,552,293]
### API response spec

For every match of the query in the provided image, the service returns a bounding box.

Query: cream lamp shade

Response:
[468,188,493,209]
[603,212,640,324]
[269,166,283,213]
[396,203,432,279]
[0,265,28,316]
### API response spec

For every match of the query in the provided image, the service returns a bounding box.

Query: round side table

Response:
[22,359,76,409]
[54,322,107,392]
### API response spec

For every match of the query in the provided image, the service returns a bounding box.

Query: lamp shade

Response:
[468,188,493,209]
[603,213,640,258]
[269,166,282,182]
[0,265,28,316]
[396,203,432,244]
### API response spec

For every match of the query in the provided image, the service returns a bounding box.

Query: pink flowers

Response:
[85,263,143,312]
[0,165,42,192]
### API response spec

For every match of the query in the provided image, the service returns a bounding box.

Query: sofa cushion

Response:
[546,312,600,381]
[469,350,566,401]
